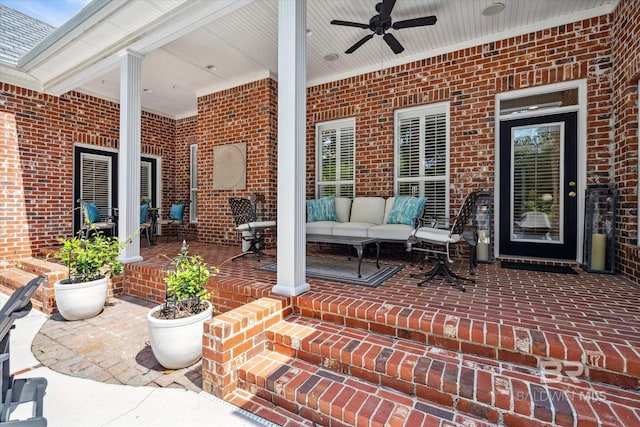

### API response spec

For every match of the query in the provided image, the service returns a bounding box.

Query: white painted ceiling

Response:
[10,0,619,119]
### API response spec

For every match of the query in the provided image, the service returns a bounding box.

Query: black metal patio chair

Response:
[408,191,478,291]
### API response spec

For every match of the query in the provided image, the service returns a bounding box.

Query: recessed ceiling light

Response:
[324,53,339,62]
[143,88,153,93]
[482,2,505,16]
[206,65,218,71]
[306,29,313,37]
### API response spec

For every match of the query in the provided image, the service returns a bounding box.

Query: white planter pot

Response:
[54,276,108,321]
[147,300,212,370]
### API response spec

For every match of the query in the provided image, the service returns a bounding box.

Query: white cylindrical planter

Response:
[147,300,212,370]
[54,276,108,321]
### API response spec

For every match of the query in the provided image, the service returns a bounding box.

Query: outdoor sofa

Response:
[305,195,426,244]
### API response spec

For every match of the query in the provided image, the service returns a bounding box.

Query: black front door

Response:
[499,112,578,259]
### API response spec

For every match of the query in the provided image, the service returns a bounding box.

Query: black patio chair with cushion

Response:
[158,202,188,242]
[228,195,276,261]
[79,199,116,239]
[139,201,152,247]
[408,191,478,291]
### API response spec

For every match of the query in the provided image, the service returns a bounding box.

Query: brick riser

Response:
[0,257,68,313]
[293,293,640,391]
[0,257,121,314]
[259,315,640,426]
[238,350,494,427]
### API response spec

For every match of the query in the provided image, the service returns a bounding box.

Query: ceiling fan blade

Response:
[330,19,370,29]
[383,33,404,54]
[392,15,437,30]
[378,0,397,21]
[345,34,374,54]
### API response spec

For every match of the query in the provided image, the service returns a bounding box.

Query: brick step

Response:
[0,258,66,313]
[295,294,640,390]
[266,315,640,426]
[225,388,314,427]
[17,257,67,281]
[238,349,494,427]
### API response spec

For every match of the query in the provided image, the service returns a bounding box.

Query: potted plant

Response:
[50,226,130,321]
[147,242,218,370]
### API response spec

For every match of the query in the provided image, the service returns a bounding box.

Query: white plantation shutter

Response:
[140,160,152,204]
[80,153,112,220]
[395,104,449,221]
[190,144,198,222]
[316,118,355,197]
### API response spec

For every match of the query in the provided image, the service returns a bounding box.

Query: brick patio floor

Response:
[28,239,640,425]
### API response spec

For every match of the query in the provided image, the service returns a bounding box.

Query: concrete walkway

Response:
[2,293,275,427]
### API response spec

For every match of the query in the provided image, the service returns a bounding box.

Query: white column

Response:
[119,50,144,263]
[272,0,310,296]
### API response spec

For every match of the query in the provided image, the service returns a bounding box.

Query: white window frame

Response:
[315,117,356,198]
[190,143,198,223]
[394,102,450,221]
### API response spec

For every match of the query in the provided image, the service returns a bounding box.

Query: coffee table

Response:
[306,234,380,278]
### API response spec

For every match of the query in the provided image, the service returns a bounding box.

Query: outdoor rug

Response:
[500,261,578,275]
[255,256,403,288]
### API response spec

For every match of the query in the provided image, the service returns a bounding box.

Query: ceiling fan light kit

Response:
[330,0,437,55]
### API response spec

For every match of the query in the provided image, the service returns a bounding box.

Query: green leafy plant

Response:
[51,226,130,284]
[157,246,218,319]
[165,252,216,301]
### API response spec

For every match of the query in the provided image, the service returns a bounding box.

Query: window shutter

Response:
[395,104,449,220]
[423,113,446,177]
[140,161,152,204]
[316,119,355,198]
[398,117,420,179]
[190,144,198,222]
[80,153,112,220]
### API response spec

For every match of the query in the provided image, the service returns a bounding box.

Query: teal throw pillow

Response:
[387,196,426,226]
[170,204,185,221]
[85,203,101,223]
[140,204,148,224]
[306,196,337,222]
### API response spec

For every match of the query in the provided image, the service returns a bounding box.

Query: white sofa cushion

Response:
[350,197,385,225]
[382,197,395,224]
[332,222,374,237]
[306,220,338,235]
[335,197,352,223]
[368,223,414,241]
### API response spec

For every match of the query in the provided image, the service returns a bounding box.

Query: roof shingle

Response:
[0,4,55,65]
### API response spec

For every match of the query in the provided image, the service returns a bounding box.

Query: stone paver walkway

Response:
[31,295,202,392]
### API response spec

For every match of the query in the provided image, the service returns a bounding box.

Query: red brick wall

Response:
[196,79,278,246]
[307,16,614,214]
[0,84,175,267]
[612,0,640,282]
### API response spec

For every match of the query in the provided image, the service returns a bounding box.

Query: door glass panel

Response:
[511,123,563,243]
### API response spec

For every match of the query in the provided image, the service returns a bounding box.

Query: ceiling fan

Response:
[330,0,437,55]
